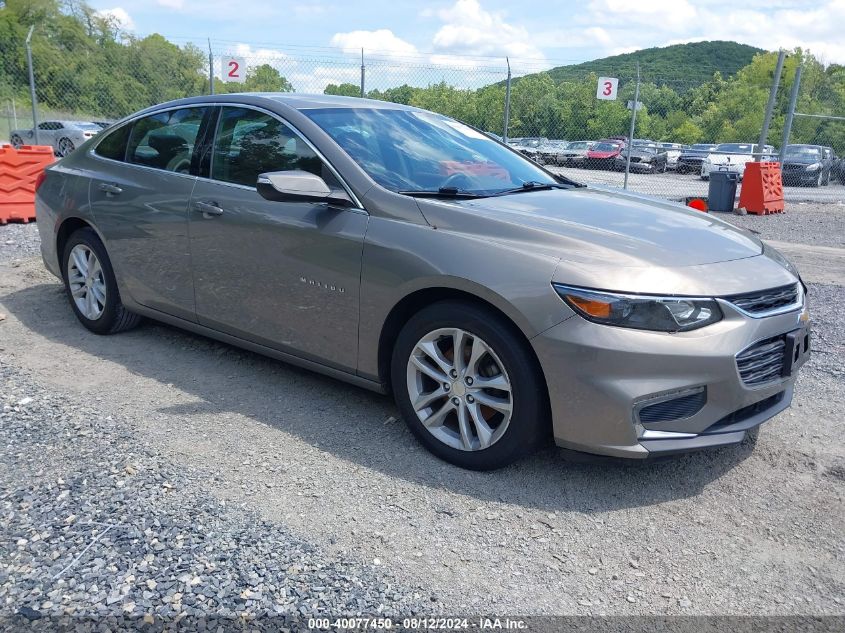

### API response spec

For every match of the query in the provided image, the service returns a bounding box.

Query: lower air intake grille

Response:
[726,284,799,316]
[638,389,706,424]
[736,336,786,386]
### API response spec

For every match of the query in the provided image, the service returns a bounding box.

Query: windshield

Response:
[304,108,558,195]
[592,142,619,152]
[784,146,821,159]
[716,143,754,153]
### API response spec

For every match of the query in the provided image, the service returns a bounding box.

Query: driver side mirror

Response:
[256,170,353,207]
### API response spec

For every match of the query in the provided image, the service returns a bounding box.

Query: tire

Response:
[391,301,548,470]
[56,137,75,157]
[61,228,142,335]
[811,171,822,188]
[10,134,23,149]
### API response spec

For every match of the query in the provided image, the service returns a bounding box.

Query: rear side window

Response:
[94,124,131,161]
[210,107,327,187]
[126,107,207,174]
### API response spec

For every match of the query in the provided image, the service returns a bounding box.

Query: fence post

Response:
[360,49,365,98]
[502,57,511,142]
[778,64,802,163]
[25,25,39,145]
[623,62,640,190]
[208,39,215,95]
[756,49,785,161]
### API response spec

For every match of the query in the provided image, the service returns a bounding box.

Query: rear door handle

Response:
[98,182,122,195]
[194,201,224,217]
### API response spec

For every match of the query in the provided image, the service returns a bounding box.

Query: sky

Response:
[89,0,845,91]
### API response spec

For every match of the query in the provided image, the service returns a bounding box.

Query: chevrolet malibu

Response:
[35,94,811,470]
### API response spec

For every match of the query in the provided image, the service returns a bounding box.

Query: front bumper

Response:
[532,298,808,458]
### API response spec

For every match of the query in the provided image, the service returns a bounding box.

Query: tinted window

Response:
[210,107,325,187]
[95,124,131,161]
[305,107,557,194]
[126,107,207,173]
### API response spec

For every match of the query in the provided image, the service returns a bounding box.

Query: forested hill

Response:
[527,41,765,89]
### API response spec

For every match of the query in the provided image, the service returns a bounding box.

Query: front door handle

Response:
[194,201,224,217]
[98,182,122,195]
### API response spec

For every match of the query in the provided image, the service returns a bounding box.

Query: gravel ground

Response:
[0,362,428,630]
[0,223,40,264]
[713,202,845,248]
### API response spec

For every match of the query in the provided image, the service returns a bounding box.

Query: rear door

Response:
[88,106,211,321]
[187,105,368,372]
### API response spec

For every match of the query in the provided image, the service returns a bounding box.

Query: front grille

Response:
[736,336,786,386]
[726,283,800,316]
[638,389,706,423]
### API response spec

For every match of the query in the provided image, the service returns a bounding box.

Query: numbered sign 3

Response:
[223,56,247,84]
[596,76,618,101]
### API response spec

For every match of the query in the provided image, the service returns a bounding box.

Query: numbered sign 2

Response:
[596,76,618,101]
[223,56,247,84]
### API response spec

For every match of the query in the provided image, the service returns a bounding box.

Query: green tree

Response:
[324,82,360,97]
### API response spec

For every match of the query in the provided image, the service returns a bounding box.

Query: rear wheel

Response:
[61,228,142,334]
[392,301,548,470]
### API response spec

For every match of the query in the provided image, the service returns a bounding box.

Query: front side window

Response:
[126,107,207,173]
[303,107,559,195]
[211,107,325,187]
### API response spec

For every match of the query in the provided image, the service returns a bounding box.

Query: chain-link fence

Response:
[2,22,844,203]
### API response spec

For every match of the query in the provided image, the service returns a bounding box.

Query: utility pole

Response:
[360,48,365,98]
[623,62,640,190]
[25,25,39,144]
[778,64,802,163]
[208,38,215,95]
[502,57,511,142]
[757,49,786,160]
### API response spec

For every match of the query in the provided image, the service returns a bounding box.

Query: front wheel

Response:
[10,134,23,149]
[56,137,75,157]
[392,301,548,470]
[62,228,142,334]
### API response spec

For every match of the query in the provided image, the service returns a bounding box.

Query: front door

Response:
[188,106,368,372]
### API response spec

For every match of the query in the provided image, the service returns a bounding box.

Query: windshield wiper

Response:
[490,181,571,197]
[398,187,486,199]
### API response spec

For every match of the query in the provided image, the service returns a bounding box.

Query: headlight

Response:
[805,162,821,170]
[553,284,722,332]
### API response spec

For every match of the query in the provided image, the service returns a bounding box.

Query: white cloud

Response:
[156,0,184,8]
[330,29,419,57]
[430,0,545,61]
[95,7,134,31]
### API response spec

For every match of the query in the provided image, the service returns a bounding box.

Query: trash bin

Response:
[708,170,739,213]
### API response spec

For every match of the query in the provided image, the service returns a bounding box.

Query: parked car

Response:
[700,143,776,181]
[780,144,834,187]
[10,120,102,157]
[557,140,594,167]
[677,144,717,174]
[535,140,570,165]
[615,145,668,173]
[510,137,548,162]
[658,142,686,170]
[35,94,810,470]
[585,140,623,169]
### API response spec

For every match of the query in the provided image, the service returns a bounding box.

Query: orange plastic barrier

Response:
[738,162,784,215]
[0,144,55,225]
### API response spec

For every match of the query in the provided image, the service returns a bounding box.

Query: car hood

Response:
[418,187,763,268]
[414,188,797,295]
[587,150,619,158]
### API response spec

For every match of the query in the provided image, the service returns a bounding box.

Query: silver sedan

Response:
[34,94,810,469]
[10,120,101,156]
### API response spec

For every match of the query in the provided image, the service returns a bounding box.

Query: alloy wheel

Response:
[67,244,106,320]
[57,138,75,157]
[406,328,513,452]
